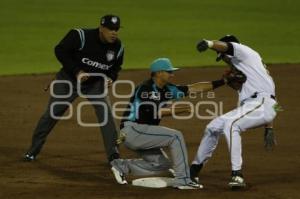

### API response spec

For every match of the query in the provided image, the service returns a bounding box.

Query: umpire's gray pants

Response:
[114,121,193,186]
[26,70,119,161]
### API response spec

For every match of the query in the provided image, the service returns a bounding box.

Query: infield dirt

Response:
[0,64,299,199]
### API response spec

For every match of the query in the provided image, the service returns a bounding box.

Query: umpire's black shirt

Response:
[55,28,124,81]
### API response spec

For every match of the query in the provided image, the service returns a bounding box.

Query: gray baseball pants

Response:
[112,121,193,186]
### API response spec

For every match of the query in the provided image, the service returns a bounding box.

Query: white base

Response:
[132,177,174,188]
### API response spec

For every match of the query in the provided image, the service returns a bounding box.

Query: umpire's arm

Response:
[54,29,81,76]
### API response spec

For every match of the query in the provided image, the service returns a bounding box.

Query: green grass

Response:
[0,0,299,75]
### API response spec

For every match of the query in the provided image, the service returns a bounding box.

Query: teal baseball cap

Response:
[150,58,179,72]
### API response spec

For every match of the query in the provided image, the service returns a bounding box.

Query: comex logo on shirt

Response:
[82,58,112,70]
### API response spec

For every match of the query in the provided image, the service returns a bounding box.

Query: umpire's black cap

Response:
[216,35,240,62]
[100,14,121,31]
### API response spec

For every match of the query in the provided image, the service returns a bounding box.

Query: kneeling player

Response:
[111,58,226,189]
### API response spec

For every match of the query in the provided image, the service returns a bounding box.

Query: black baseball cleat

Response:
[228,170,246,189]
[23,153,36,162]
[190,164,203,183]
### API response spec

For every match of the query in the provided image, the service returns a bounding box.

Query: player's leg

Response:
[25,71,78,160]
[223,97,276,188]
[111,126,172,185]
[114,122,200,189]
[134,148,172,175]
[113,148,172,176]
[189,99,261,181]
[190,116,225,181]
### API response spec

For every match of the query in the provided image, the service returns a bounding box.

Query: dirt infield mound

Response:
[0,64,299,199]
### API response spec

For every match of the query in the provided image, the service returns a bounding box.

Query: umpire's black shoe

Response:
[228,170,246,189]
[23,153,36,162]
[190,163,203,183]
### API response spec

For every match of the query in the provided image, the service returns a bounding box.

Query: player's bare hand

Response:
[264,127,277,151]
[77,70,90,82]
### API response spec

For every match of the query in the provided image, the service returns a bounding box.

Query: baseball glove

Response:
[223,68,247,90]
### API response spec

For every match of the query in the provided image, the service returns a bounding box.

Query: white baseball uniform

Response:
[193,43,277,171]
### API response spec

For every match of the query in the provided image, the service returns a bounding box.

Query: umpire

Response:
[24,14,124,163]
